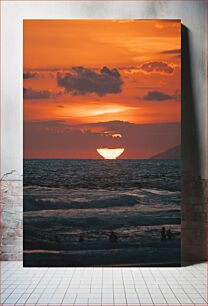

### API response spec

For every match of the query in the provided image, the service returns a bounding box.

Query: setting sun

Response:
[97,148,125,159]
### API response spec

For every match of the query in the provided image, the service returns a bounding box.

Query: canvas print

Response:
[23,20,181,267]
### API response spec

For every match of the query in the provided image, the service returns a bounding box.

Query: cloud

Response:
[141,90,175,101]
[138,61,174,74]
[57,66,123,96]
[23,87,62,100]
[160,49,181,54]
[23,71,39,79]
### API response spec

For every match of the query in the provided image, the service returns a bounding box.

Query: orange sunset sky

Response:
[23,20,181,159]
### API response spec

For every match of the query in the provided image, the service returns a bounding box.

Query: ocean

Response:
[23,159,181,267]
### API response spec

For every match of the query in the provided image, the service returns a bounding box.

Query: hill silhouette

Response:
[150,145,180,159]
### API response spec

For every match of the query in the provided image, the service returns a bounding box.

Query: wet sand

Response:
[24,239,180,267]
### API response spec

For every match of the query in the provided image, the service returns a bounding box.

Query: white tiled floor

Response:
[0,262,207,305]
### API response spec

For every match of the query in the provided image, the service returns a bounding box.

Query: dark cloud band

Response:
[160,49,181,54]
[23,87,61,100]
[143,90,175,101]
[139,61,174,74]
[57,66,123,96]
[23,72,39,79]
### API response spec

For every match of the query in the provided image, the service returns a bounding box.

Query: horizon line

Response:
[23,158,180,160]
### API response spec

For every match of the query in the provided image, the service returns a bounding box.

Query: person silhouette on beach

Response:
[55,235,61,243]
[109,231,118,243]
[161,227,166,241]
[79,234,84,243]
[167,229,173,240]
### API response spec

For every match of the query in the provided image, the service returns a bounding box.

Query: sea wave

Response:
[141,188,180,196]
[24,194,139,211]
[24,210,181,229]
